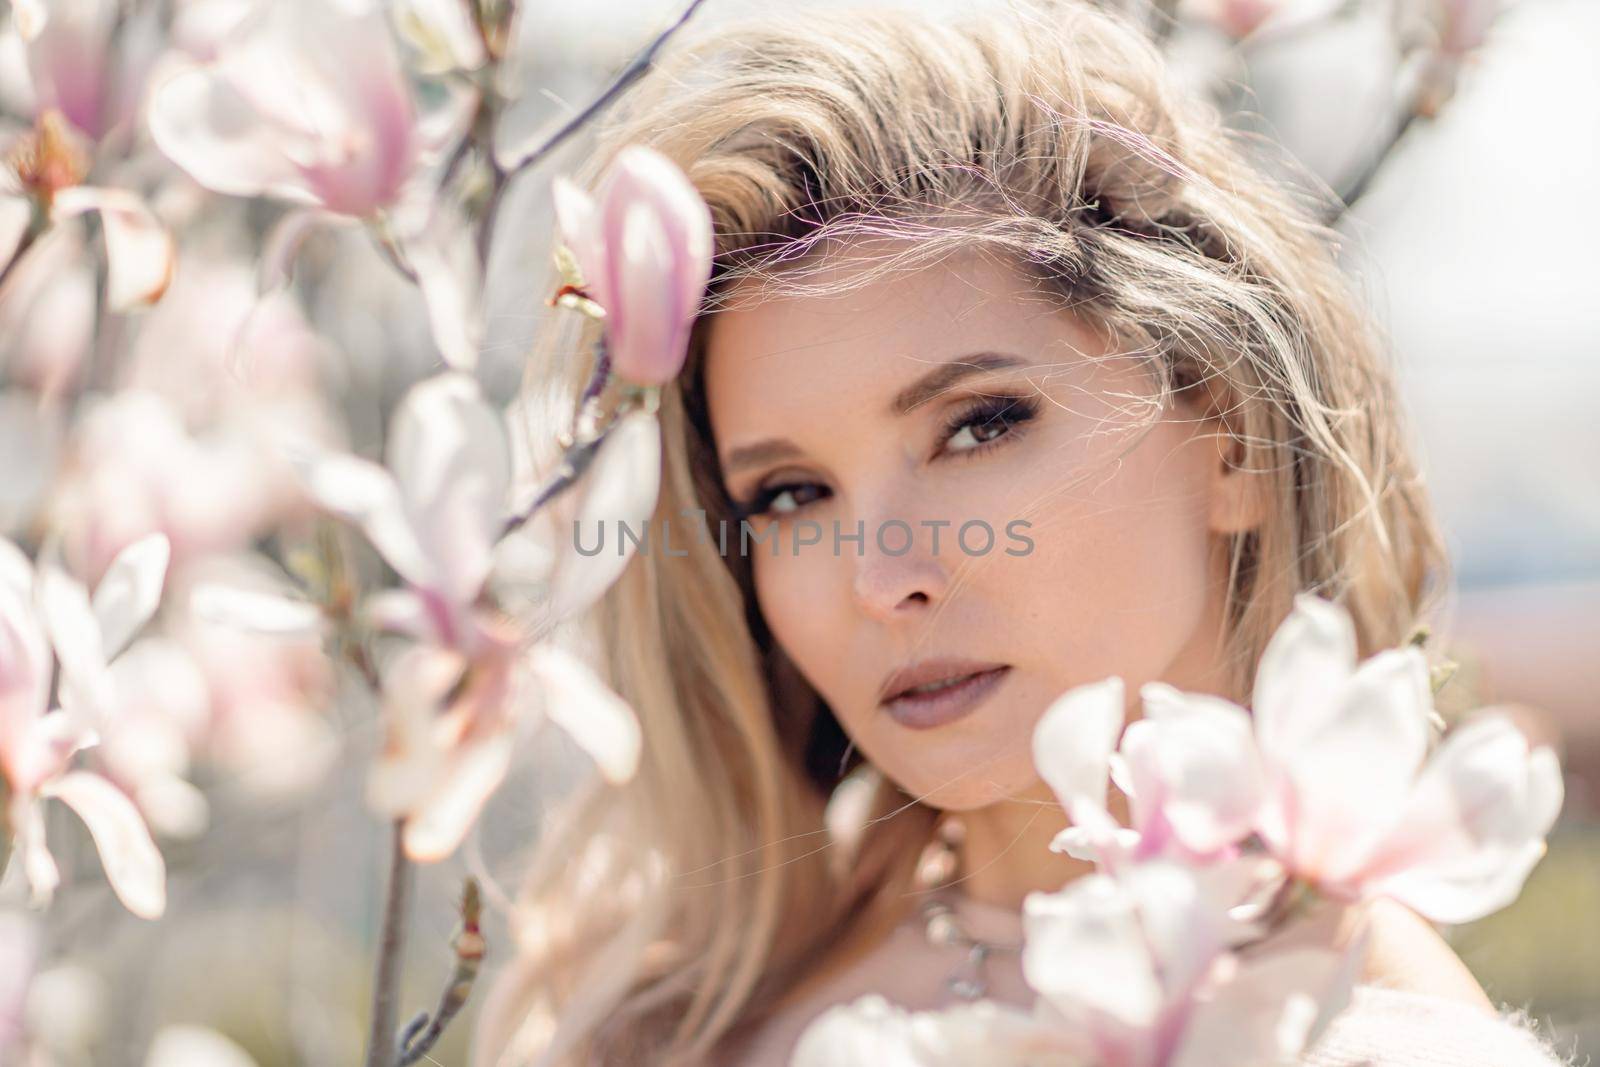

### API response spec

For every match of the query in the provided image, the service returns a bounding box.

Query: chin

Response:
[889,761,1034,812]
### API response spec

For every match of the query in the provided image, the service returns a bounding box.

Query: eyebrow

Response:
[719,351,1028,477]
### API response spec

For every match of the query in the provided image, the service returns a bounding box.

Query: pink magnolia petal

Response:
[1362,715,1564,924]
[40,770,166,919]
[596,146,711,385]
[1030,676,1124,821]
[1251,592,1358,764]
[50,187,176,311]
[543,410,663,624]
[401,733,514,863]
[528,642,641,784]
[603,146,713,330]
[90,532,169,659]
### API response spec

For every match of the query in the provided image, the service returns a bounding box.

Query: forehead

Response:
[702,247,1110,434]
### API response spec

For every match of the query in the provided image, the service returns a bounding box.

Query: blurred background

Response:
[0,0,1595,1063]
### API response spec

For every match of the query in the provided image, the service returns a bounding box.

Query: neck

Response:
[947,779,1106,911]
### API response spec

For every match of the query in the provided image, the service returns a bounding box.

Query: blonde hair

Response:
[475,1,1450,1062]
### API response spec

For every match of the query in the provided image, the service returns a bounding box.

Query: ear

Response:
[1199,388,1266,536]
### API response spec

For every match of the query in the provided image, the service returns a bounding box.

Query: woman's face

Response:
[702,245,1257,810]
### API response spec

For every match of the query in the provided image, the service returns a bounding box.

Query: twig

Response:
[364,819,416,1067]
[396,878,487,1065]
[499,0,712,179]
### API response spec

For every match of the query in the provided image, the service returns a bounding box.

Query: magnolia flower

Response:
[794,862,1357,1067]
[146,0,481,366]
[306,371,509,653]
[147,0,420,218]
[553,145,714,386]
[0,536,168,920]
[1034,593,1565,925]
[2,112,175,312]
[1018,862,1355,1067]
[368,628,641,862]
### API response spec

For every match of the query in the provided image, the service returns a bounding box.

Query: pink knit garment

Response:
[714,894,1579,1067]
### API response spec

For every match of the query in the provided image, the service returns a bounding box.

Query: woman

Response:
[475,2,1572,1064]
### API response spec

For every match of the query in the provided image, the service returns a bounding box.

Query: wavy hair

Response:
[474,1,1450,1062]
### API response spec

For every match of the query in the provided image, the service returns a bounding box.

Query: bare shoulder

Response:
[1339,896,1495,1013]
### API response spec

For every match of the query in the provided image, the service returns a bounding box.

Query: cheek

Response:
[752,542,845,691]
[1004,421,1217,689]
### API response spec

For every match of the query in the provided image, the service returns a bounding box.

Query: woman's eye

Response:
[735,481,829,520]
[940,395,1038,457]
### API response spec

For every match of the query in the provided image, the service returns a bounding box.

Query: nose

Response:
[850,521,951,623]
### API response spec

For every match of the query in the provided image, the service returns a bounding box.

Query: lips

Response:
[878,658,1013,731]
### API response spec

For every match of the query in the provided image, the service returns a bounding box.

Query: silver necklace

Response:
[910,815,1024,1002]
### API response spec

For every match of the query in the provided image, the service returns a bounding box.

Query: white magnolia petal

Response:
[529,642,642,784]
[10,795,60,908]
[0,546,51,751]
[401,734,515,863]
[1282,647,1433,883]
[91,532,170,658]
[146,61,309,203]
[1128,683,1263,853]
[36,562,113,728]
[49,187,175,311]
[190,582,323,636]
[303,452,435,590]
[0,536,36,597]
[257,207,334,292]
[1251,593,1358,764]
[551,176,606,302]
[404,205,483,371]
[42,771,167,919]
[1364,716,1564,924]
[1031,676,1124,819]
[543,410,663,625]
[134,776,210,840]
[388,372,509,603]
[792,994,1052,1067]
[1172,945,1358,1067]
[145,1024,262,1067]
[1022,874,1163,1029]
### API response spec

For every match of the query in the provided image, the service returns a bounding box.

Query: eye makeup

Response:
[726,389,1042,521]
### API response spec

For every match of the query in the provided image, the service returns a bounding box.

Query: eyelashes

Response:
[728,391,1040,521]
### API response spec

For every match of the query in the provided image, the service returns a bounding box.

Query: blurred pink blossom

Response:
[0,536,168,920]
[306,371,508,653]
[369,626,641,862]
[147,0,420,218]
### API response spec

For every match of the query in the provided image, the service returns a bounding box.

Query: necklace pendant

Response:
[945,943,990,1001]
